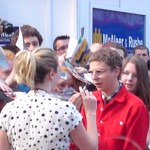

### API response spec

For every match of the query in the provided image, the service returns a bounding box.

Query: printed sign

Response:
[92,8,145,54]
[71,38,90,67]
[0,27,19,45]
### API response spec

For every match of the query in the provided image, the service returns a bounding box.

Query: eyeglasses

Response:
[56,45,68,51]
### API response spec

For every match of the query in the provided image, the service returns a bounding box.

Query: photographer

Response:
[0,19,13,35]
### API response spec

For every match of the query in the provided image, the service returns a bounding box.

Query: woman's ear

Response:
[49,69,55,79]
[51,71,53,77]
[47,70,53,80]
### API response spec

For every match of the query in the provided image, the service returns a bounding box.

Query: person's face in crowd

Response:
[89,61,117,94]
[24,36,40,51]
[54,73,75,93]
[135,49,149,62]
[0,60,14,80]
[121,62,138,94]
[0,67,11,80]
[55,39,69,56]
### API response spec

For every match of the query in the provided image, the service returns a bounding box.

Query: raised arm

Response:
[70,88,98,150]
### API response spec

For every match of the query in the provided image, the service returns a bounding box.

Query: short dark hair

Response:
[53,35,70,50]
[11,25,43,47]
[90,48,122,70]
[133,45,149,56]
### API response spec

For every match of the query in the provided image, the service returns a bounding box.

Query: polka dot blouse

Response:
[0,89,82,150]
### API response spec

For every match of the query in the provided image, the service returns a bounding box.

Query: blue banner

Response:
[93,8,145,54]
[0,27,19,45]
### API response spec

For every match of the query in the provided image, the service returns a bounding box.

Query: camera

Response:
[0,19,13,34]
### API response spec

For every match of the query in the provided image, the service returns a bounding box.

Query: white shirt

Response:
[0,89,82,150]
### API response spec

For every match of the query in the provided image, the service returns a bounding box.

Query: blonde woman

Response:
[0,48,98,150]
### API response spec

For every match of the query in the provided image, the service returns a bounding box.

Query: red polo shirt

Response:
[79,85,149,150]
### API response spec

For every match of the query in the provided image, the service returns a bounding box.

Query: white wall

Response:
[0,0,50,47]
[50,0,78,47]
[0,0,150,49]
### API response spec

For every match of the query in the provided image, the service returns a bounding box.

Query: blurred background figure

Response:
[133,45,150,79]
[54,65,96,102]
[54,66,85,93]
[133,45,150,78]
[102,41,128,59]
[2,44,19,54]
[89,43,103,53]
[0,47,15,82]
[0,46,15,112]
[133,45,149,62]
[53,35,70,55]
[11,25,43,51]
[5,25,43,92]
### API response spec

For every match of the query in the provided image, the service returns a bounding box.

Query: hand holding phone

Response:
[79,86,97,114]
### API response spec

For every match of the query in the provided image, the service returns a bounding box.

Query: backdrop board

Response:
[92,8,145,54]
[0,27,19,46]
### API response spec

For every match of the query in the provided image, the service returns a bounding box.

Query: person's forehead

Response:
[135,49,148,54]
[124,62,136,70]
[56,39,69,46]
[89,61,110,69]
[24,36,39,43]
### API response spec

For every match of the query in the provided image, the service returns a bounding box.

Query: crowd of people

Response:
[0,24,150,150]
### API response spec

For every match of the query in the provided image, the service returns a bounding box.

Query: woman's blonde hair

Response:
[14,47,58,89]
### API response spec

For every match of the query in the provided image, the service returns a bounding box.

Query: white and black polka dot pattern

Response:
[0,89,82,150]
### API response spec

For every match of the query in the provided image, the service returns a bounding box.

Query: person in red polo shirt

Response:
[70,48,149,150]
